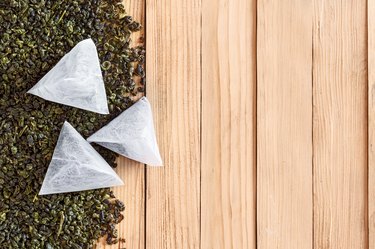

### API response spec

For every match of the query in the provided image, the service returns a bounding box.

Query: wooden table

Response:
[98,0,375,248]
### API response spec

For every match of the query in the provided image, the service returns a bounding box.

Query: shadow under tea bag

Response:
[87,97,163,166]
[39,121,123,195]
[28,39,109,114]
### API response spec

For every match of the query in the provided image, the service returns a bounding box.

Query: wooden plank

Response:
[257,0,313,248]
[145,0,201,248]
[97,0,145,248]
[313,0,368,248]
[200,0,256,248]
[370,0,375,247]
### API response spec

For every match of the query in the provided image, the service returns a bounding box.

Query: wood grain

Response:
[97,0,145,248]
[145,0,201,248]
[313,0,368,248]
[369,0,375,248]
[96,1,372,248]
[257,0,313,248]
[200,0,257,248]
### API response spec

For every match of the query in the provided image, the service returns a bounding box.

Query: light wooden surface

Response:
[257,0,313,248]
[369,0,375,248]
[100,0,374,248]
[201,0,256,248]
[313,1,368,248]
[146,0,201,248]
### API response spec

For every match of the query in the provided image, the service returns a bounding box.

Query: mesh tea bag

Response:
[87,97,163,166]
[28,39,109,114]
[39,121,123,195]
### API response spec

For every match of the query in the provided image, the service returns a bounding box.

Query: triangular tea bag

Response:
[28,39,109,114]
[39,121,123,195]
[87,97,163,166]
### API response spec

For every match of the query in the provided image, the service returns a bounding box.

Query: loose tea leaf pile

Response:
[0,0,145,248]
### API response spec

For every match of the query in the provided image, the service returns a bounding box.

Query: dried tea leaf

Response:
[0,0,145,246]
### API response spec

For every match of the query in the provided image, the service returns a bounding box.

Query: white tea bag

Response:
[28,39,109,114]
[87,97,163,166]
[39,121,123,195]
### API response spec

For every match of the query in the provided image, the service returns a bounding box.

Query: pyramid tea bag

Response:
[28,39,109,114]
[87,97,163,166]
[39,121,123,195]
